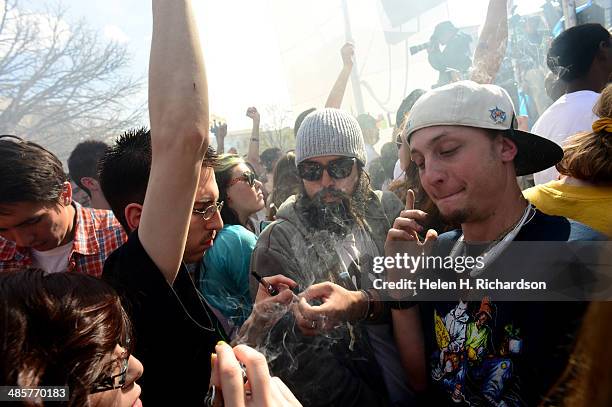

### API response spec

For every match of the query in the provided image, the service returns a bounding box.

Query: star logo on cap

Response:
[489,107,507,124]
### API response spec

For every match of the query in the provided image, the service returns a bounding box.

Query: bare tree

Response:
[261,104,293,151]
[0,0,144,159]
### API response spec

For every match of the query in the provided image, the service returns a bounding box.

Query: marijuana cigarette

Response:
[251,271,279,296]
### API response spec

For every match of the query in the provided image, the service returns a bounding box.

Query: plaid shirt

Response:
[0,202,126,277]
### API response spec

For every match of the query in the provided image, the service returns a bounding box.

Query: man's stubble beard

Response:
[436,139,502,227]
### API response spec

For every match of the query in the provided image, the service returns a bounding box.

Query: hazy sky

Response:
[43,0,546,131]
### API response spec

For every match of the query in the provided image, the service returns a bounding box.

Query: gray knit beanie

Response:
[295,108,367,165]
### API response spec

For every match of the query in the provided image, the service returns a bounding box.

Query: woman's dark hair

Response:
[547,23,611,83]
[270,152,300,209]
[215,154,246,226]
[0,270,132,406]
[396,89,426,127]
[0,135,67,208]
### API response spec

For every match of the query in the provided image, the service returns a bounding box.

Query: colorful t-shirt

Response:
[419,210,605,406]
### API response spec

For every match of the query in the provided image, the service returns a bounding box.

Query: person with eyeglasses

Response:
[248,108,414,406]
[199,154,266,332]
[0,269,301,407]
[0,269,144,407]
[95,1,229,405]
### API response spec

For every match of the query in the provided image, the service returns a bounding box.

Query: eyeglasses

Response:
[297,157,356,181]
[90,336,131,394]
[192,201,224,221]
[228,171,256,188]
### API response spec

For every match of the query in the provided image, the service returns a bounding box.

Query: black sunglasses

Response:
[297,157,356,181]
[228,171,256,188]
[90,357,129,394]
[90,335,131,394]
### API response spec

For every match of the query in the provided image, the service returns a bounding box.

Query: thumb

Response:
[406,189,416,211]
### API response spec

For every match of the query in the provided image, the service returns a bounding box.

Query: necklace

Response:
[449,203,535,277]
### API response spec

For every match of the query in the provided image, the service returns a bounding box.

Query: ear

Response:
[60,181,72,206]
[124,203,143,231]
[499,136,518,163]
[80,177,100,192]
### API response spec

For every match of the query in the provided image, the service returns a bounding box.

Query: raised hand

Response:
[340,42,354,67]
[246,107,260,123]
[217,123,228,140]
[385,189,438,256]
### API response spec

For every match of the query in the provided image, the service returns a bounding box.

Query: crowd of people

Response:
[0,0,611,406]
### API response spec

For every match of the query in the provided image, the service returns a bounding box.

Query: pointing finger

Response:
[406,189,415,211]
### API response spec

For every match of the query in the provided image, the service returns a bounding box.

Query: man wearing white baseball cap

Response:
[281,81,607,405]
[387,80,606,405]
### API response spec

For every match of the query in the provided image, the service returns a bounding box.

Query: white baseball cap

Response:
[404,80,563,176]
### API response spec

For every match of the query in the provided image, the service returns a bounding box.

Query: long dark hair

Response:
[270,151,300,209]
[215,154,245,226]
[0,270,132,406]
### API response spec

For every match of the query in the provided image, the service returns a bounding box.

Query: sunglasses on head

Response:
[228,171,256,188]
[297,157,356,181]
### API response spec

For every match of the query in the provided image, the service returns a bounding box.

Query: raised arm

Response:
[470,0,508,84]
[325,42,354,108]
[215,122,227,154]
[140,0,209,284]
[245,107,264,175]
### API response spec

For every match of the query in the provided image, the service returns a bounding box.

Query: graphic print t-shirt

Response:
[418,211,604,406]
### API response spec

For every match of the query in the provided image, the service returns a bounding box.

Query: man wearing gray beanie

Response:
[248,108,417,406]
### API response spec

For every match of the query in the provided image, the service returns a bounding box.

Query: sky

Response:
[29,0,547,132]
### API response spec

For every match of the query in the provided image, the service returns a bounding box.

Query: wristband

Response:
[250,138,259,142]
[360,289,377,321]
